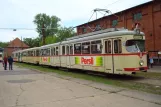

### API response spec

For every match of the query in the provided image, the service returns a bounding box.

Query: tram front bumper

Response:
[124,67,148,72]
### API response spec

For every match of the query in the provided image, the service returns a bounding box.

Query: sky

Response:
[0,0,152,42]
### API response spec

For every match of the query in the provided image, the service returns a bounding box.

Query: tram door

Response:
[18,52,21,62]
[113,38,123,74]
[104,39,114,73]
[66,45,70,68]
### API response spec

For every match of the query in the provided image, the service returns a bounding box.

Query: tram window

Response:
[33,51,35,56]
[66,46,69,55]
[25,52,27,56]
[40,50,42,56]
[27,52,29,56]
[91,40,102,54]
[31,51,34,56]
[105,41,111,53]
[36,50,39,56]
[70,45,73,55]
[51,47,55,55]
[74,43,81,54]
[21,52,23,56]
[82,42,90,54]
[51,48,53,55]
[56,47,59,55]
[118,40,122,53]
[41,48,50,56]
[53,48,55,55]
[62,46,65,55]
[28,51,33,56]
[41,49,45,56]
[47,48,50,56]
[114,39,122,53]
[126,40,145,52]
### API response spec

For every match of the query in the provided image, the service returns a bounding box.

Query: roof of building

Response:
[76,0,153,27]
[7,38,29,48]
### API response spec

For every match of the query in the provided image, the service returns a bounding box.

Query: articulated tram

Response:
[12,28,147,74]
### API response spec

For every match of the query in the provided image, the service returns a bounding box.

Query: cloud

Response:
[0,0,152,42]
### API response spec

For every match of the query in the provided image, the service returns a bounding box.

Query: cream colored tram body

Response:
[12,50,22,62]
[13,28,147,74]
[13,47,40,64]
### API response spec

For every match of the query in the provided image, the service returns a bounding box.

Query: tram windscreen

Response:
[126,40,145,52]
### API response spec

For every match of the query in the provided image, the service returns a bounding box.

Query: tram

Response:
[0,48,4,62]
[12,28,147,74]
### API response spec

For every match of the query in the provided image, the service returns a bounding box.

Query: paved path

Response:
[0,64,161,107]
[148,66,161,73]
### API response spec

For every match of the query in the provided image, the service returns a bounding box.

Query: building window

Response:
[95,24,101,31]
[134,13,142,21]
[82,27,87,33]
[112,20,118,27]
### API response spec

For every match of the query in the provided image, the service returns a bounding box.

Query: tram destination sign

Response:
[133,35,143,39]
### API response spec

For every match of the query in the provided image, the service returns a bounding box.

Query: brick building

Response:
[4,38,29,56]
[76,0,161,52]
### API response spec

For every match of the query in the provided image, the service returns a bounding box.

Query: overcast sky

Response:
[0,0,152,42]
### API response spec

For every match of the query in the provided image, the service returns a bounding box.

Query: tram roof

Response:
[40,28,144,48]
[12,47,40,53]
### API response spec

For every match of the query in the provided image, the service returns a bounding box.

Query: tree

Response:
[33,13,61,45]
[44,36,58,45]
[23,37,40,48]
[56,27,75,42]
[43,27,75,45]
[0,42,8,48]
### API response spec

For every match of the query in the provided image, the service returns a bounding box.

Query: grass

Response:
[15,62,161,95]
[135,72,161,80]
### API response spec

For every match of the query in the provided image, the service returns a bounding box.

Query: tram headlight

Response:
[139,60,144,66]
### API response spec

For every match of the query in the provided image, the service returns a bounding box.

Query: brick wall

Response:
[4,38,29,56]
[76,1,161,52]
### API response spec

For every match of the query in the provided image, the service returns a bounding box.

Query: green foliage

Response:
[56,27,75,42]
[39,36,57,46]
[33,13,61,38]
[42,27,75,45]
[45,36,58,45]
[0,42,8,48]
[32,13,76,46]
[23,37,40,48]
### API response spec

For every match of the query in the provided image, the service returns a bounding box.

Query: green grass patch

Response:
[15,62,161,95]
[135,72,161,80]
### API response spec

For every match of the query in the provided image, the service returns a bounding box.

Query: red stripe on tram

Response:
[124,67,148,72]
